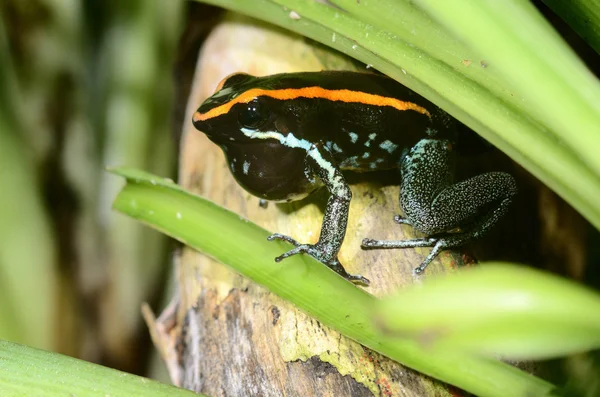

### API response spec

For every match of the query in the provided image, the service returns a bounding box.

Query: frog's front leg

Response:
[362,138,517,275]
[268,143,370,285]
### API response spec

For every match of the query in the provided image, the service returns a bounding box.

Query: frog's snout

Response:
[192,111,211,133]
[192,111,202,127]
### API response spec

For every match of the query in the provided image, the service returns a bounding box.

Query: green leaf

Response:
[111,168,555,397]
[413,0,600,204]
[0,11,58,350]
[542,0,600,54]
[376,264,600,360]
[0,339,203,397]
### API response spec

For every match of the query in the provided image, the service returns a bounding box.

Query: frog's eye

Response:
[238,98,270,129]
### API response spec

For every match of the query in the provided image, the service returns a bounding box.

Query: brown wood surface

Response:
[144,12,588,397]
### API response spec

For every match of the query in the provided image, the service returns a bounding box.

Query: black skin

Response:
[193,71,517,285]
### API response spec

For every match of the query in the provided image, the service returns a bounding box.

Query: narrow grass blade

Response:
[111,168,555,397]
[542,0,600,54]
[414,0,600,177]
[376,264,600,360]
[0,339,203,397]
[0,9,58,350]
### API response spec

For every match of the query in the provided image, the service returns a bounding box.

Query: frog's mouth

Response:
[192,119,252,146]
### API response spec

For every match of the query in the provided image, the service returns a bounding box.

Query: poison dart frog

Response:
[192,71,517,286]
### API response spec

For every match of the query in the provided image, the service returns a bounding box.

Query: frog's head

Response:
[193,72,279,144]
[192,73,316,201]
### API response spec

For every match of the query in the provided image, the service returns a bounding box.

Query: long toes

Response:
[268,233,299,246]
[327,261,370,286]
[361,238,377,248]
[393,215,411,225]
[274,246,306,262]
[349,274,370,286]
[413,264,427,275]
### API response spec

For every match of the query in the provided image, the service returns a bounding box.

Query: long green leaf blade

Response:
[376,264,600,360]
[111,167,555,397]
[542,0,600,54]
[414,0,600,177]
[0,340,203,397]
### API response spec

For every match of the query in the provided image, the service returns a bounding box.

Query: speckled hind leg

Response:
[363,172,516,274]
[268,143,370,285]
[362,137,516,274]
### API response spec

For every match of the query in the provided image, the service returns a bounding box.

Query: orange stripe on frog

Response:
[193,86,431,122]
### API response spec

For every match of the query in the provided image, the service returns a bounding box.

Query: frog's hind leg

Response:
[363,171,517,275]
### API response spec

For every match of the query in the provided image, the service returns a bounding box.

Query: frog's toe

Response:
[393,215,412,225]
[321,258,370,286]
[268,233,310,261]
[273,244,312,262]
[268,233,300,246]
[361,238,378,248]
[345,273,370,286]
[361,236,438,249]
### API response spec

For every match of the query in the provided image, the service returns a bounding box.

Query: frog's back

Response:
[256,71,456,172]
[197,70,457,173]
[255,71,411,97]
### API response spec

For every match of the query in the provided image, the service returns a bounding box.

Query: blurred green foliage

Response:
[0,0,183,374]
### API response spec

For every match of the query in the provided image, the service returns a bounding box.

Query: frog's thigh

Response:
[430,171,516,232]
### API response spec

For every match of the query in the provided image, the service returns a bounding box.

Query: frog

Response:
[192,70,517,286]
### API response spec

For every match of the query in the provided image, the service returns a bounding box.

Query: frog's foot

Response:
[362,235,462,275]
[268,233,370,285]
